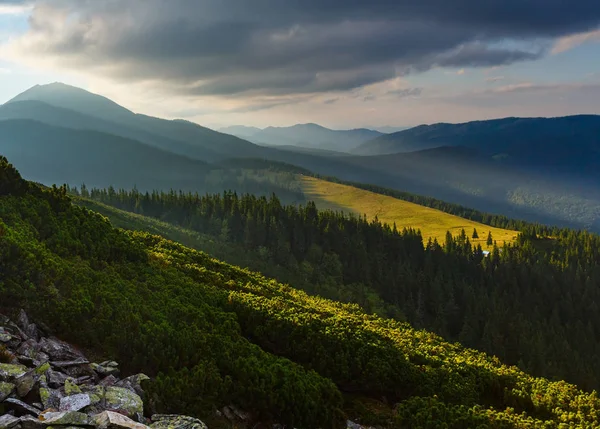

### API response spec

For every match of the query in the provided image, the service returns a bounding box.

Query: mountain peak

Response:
[8,82,135,124]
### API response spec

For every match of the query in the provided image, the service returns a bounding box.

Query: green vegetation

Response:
[80,181,600,396]
[4,155,600,428]
[300,175,517,248]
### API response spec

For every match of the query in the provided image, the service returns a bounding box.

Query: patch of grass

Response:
[300,176,518,248]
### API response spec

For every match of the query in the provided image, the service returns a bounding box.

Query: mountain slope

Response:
[3,156,600,428]
[6,83,264,161]
[226,123,383,151]
[0,119,212,190]
[0,100,221,161]
[355,115,600,163]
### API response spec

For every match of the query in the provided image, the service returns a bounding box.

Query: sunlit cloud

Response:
[0,3,32,15]
[552,28,600,54]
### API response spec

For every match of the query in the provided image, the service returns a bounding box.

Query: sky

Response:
[0,0,600,130]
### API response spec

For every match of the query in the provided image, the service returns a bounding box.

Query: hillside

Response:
[300,176,517,247]
[0,119,213,191]
[4,155,600,428]
[354,116,600,174]
[5,83,264,161]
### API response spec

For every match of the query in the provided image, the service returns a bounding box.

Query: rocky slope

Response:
[0,311,371,429]
[0,310,207,429]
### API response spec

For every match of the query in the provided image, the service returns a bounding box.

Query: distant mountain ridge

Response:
[355,115,600,158]
[220,122,384,152]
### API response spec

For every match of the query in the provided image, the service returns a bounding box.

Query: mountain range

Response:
[220,122,383,152]
[2,82,600,231]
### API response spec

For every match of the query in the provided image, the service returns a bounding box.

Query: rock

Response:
[150,415,208,429]
[60,394,91,412]
[98,376,118,387]
[0,364,27,382]
[0,333,12,343]
[50,359,90,369]
[40,411,92,426]
[74,376,93,386]
[4,398,42,417]
[0,415,20,429]
[19,415,47,429]
[94,411,149,429]
[15,369,40,397]
[46,370,69,388]
[17,310,39,341]
[40,387,63,410]
[39,338,84,362]
[228,405,250,421]
[104,387,143,419]
[221,407,235,421]
[64,379,83,396]
[115,374,149,397]
[90,363,119,377]
[51,360,92,379]
[0,382,15,401]
[16,340,40,359]
[92,363,119,378]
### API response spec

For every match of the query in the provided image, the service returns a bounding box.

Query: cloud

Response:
[387,87,423,98]
[0,0,32,14]
[2,0,600,97]
[456,68,466,75]
[486,76,505,83]
[323,98,338,104]
[552,28,600,54]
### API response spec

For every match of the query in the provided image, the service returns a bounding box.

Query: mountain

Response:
[354,115,600,163]
[224,122,384,151]
[3,155,600,428]
[218,125,262,139]
[5,83,264,161]
[0,100,221,161]
[9,82,136,125]
[0,119,213,191]
[4,83,600,231]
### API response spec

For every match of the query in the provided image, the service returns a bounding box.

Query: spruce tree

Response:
[472,228,479,239]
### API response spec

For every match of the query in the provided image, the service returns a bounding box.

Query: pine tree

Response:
[486,231,493,246]
[472,228,479,239]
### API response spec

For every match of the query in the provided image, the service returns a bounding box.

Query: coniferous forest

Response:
[3,154,600,428]
[79,184,600,394]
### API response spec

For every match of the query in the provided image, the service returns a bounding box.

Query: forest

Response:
[78,182,600,395]
[3,154,600,427]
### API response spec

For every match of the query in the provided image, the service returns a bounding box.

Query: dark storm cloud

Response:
[10,0,600,96]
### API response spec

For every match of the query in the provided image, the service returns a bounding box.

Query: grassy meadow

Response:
[300,176,518,248]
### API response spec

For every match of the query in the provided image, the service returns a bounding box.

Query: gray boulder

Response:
[40,387,63,410]
[39,338,84,362]
[115,374,149,397]
[103,387,143,419]
[0,381,15,401]
[94,411,149,429]
[0,363,27,382]
[60,394,92,412]
[150,415,208,429]
[40,411,92,426]
[0,415,20,429]
[17,310,40,342]
[4,398,42,417]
